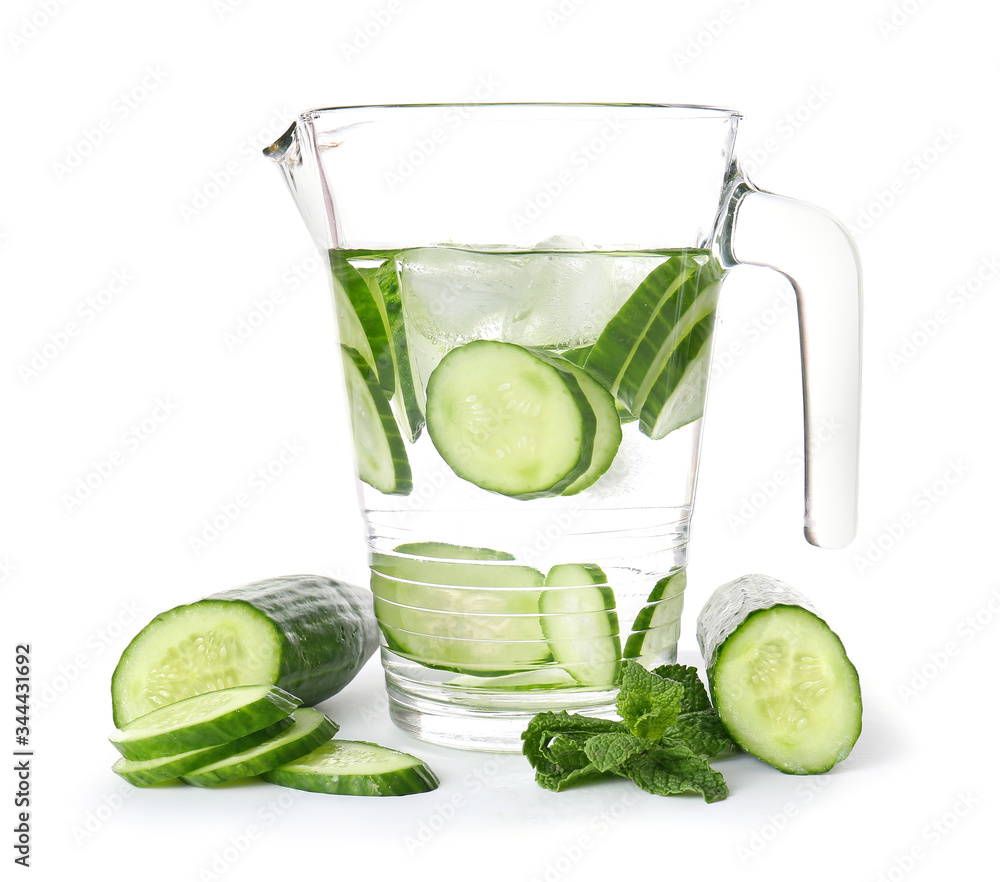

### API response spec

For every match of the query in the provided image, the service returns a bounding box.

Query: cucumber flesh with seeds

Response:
[264,740,439,796]
[109,684,299,761]
[112,717,294,787]
[624,570,686,660]
[425,341,594,499]
[696,574,862,775]
[181,707,339,787]
[111,575,379,727]
[539,564,621,687]
[342,344,412,495]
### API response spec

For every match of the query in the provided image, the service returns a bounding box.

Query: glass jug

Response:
[264,104,861,751]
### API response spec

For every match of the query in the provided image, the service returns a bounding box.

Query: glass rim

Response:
[300,102,741,120]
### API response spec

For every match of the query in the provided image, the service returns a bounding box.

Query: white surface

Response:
[2,1,997,879]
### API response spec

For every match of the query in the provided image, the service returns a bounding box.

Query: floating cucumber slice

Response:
[341,345,412,495]
[181,707,339,787]
[371,260,425,442]
[425,341,594,498]
[539,564,621,687]
[447,668,578,690]
[624,571,686,659]
[330,253,394,398]
[264,740,439,796]
[112,718,294,787]
[109,684,299,761]
[697,574,863,775]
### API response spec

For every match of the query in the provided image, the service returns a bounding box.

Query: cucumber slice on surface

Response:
[425,341,594,498]
[264,740,439,796]
[109,684,298,761]
[539,564,621,687]
[181,707,339,787]
[342,344,412,495]
[111,576,378,727]
[330,253,394,398]
[371,259,426,442]
[696,574,863,775]
[112,717,294,787]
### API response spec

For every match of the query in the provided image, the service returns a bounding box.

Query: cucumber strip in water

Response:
[623,571,686,660]
[330,253,394,398]
[181,707,339,787]
[539,564,621,687]
[696,574,863,775]
[112,718,294,787]
[264,740,439,796]
[426,341,594,498]
[341,344,412,495]
[109,684,298,761]
[111,575,379,727]
[371,259,426,442]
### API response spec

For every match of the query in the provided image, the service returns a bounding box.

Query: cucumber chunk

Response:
[696,574,862,775]
[539,564,621,687]
[109,684,299,761]
[263,740,439,796]
[181,707,339,787]
[342,345,412,495]
[112,575,379,727]
[624,571,685,660]
[425,341,594,498]
[112,718,294,787]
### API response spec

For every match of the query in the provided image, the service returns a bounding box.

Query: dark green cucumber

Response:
[263,740,439,796]
[109,684,298,761]
[342,344,412,495]
[112,717,294,787]
[330,253,394,398]
[111,575,379,727]
[696,574,863,775]
[425,341,595,499]
[181,707,339,787]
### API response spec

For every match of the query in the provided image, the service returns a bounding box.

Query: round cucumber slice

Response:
[112,717,294,787]
[342,344,412,495]
[263,740,439,796]
[426,341,594,498]
[109,684,299,761]
[180,707,339,787]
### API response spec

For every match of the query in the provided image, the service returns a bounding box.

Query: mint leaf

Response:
[621,744,729,803]
[651,664,713,713]
[582,732,650,773]
[521,712,625,792]
[666,708,734,758]
[616,660,682,740]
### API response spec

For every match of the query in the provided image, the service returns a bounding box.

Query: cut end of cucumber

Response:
[712,606,862,775]
[111,601,283,727]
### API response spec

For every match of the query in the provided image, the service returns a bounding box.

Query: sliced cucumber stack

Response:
[584,252,722,439]
[342,345,412,495]
[264,740,439,796]
[426,341,596,498]
[696,574,863,775]
[109,684,299,761]
[539,563,621,687]
[181,707,339,787]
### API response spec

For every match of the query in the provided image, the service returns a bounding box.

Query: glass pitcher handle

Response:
[723,180,862,549]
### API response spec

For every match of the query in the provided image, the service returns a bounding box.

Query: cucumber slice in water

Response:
[109,684,299,761]
[342,345,412,495]
[264,740,439,796]
[696,574,863,775]
[426,341,594,498]
[112,717,294,787]
[181,707,339,787]
[624,571,685,660]
[539,564,621,687]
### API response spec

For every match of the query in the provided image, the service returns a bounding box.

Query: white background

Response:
[2,0,998,879]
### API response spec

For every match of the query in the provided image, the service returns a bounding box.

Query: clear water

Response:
[335,245,722,750]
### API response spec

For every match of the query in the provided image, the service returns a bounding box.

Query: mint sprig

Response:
[520,661,733,803]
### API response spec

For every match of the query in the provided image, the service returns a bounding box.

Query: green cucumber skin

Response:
[112,718,294,787]
[696,574,863,775]
[112,576,379,727]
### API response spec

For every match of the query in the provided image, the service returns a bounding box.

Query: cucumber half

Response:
[425,341,595,499]
[264,740,439,797]
[696,574,862,775]
[109,684,299,761]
